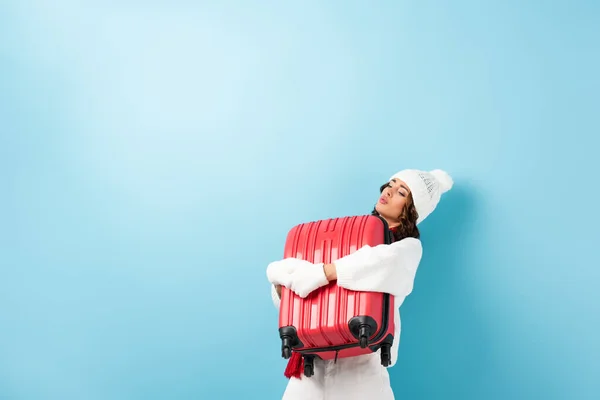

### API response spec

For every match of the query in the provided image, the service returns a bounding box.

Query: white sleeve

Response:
[270,284,281,309]
[334,237,423,298]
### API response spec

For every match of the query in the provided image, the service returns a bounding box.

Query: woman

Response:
[267,168,453,399]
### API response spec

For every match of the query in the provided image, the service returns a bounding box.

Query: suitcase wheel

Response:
[360,335,369,349]
[380,343,392,367]
[303,355,315,378]
[279,326,301,360]
[348,316,378,349]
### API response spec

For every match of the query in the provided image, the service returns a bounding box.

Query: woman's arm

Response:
[324,237,423,298]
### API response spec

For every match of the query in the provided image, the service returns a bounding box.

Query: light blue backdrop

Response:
[2,1,598,399]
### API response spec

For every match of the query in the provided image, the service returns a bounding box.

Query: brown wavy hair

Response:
[371,182,420,241]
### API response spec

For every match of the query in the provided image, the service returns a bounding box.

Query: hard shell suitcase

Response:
[278,215,395,377]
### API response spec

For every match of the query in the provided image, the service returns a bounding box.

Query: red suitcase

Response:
[278,215,395,377]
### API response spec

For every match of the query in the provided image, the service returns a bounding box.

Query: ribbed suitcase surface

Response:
[278,215,395,376]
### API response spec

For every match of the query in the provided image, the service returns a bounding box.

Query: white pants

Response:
[281,352,394,400]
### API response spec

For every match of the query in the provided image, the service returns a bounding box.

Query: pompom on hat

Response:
[389,169,453,225]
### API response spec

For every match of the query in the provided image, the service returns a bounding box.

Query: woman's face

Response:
[375,178,411,228]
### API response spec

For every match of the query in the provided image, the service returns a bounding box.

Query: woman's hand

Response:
[267,259,338,298]
[288,262,328,298]
[267,258,310,288]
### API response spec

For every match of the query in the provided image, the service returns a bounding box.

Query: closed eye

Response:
[387,183,406,196]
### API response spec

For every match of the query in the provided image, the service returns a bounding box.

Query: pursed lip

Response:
[379,196,387,204]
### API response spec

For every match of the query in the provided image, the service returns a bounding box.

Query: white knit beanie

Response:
[389,169,454,225]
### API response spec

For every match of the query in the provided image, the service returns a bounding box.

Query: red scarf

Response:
[389,227,397,242]
[284,352,304,379]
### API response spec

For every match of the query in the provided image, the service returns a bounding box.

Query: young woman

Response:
[267,168,453,400]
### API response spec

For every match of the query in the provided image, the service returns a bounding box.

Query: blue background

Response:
[1,1,599,399]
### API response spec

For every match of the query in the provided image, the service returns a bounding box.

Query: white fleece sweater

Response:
[270,237,423,368]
